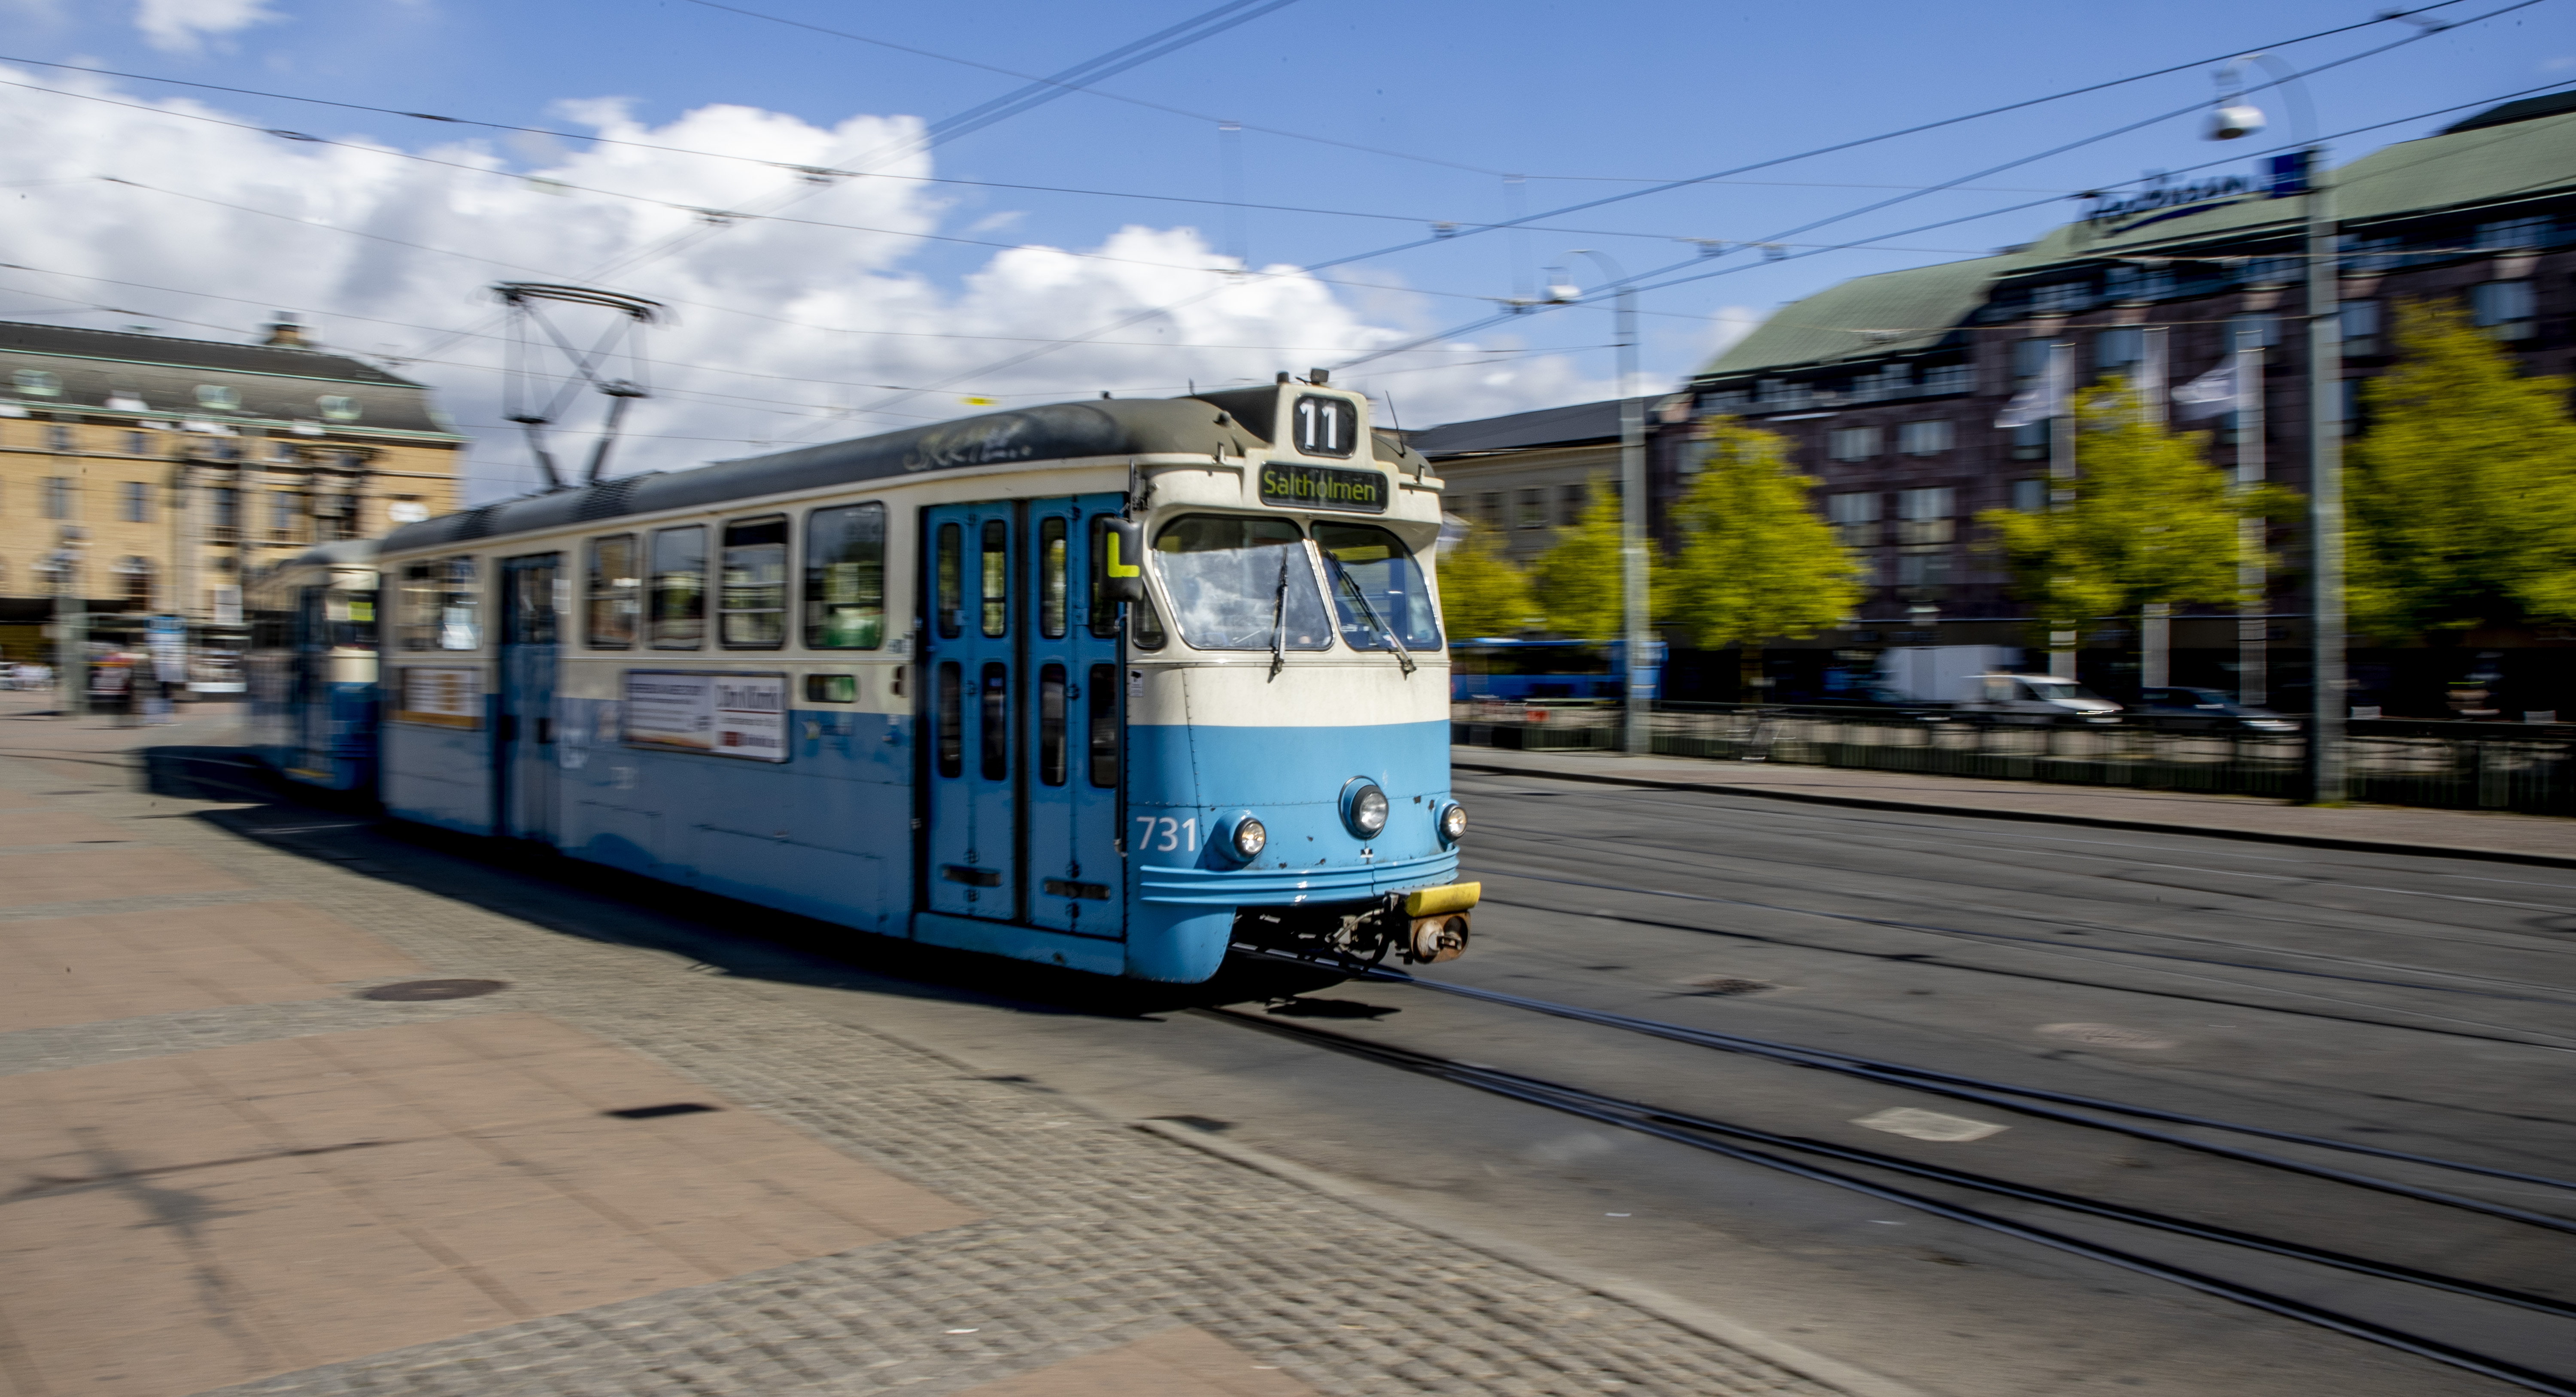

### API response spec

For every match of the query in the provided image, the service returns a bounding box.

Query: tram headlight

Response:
[1438,801,1468,844]
[1343,780,1388,838]
[1230,814,1268,861]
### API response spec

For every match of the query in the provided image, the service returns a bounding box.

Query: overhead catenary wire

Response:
[1335,60,2575,377]
[794,3,2512,431]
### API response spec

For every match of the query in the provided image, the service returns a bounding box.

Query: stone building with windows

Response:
[1669,91,2576,709]
[0,318,466,666]
[1405,398,1643,565]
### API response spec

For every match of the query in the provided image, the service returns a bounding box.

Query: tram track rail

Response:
[1457,774,2576,950]
[1215,944,2576,1394]
[1206,1001,2576,1397]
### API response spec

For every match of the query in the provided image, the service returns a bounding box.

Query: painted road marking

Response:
[1855,1107,2008,1142]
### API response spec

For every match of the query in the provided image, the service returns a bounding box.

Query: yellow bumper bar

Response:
[1404,882,1481,917]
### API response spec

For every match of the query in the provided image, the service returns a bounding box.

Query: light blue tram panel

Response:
[244,540,382,793]
[365,377,1477,983]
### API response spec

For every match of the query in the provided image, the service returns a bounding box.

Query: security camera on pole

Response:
[2207,52,2343,803]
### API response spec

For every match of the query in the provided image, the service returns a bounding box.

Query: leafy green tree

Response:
[1435,528,1536,641]
[1979,378,2287,663]
[1663,417,1865,693]
[2349,300,2576,637]
[1531,486,1642,639]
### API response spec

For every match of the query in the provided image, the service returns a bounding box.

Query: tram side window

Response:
[1314,523,1443,653]
[396,555,477,651]
[980,519,1009,638]
[1039,516,1068,639]
[1131,593,1167,650]
[650,525,706,649]
[934,662,963,777]
[586,534,638,649]
[935,522,963,639]
[1087,663,1118,788]
[720,516,788,649]
[1039,663,1068,786]
[979,661,1009,779]
[804,502,885,648]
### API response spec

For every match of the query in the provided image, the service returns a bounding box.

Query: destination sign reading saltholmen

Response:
[1258,462,1388,513]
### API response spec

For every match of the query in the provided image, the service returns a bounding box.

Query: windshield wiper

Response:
[1268,549,1291,679]
[1333,565,1416,676]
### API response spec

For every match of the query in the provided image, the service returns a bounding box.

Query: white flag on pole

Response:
[1994,341,2071,428]
[2171,358,2238,419]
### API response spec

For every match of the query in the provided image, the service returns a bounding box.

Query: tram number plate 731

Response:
[1134,816,1197,853]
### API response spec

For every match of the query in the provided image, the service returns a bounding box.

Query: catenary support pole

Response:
[2304,144,2347,802]
[1617,285,1649,756]
[2047,338,2077,680]
[2237,332,2268,707]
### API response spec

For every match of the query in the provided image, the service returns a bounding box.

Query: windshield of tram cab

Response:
[1150,514,1331,652]
[1314,523,1442,652]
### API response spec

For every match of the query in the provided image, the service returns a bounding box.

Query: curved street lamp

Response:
[1559,249,1653,755]
[2206,55,2344,804]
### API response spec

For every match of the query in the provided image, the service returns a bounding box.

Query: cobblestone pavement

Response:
[0,711,1848,1397]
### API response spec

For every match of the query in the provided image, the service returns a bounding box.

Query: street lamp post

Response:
[1564,249,1652,756]
[48,526,86,720]
[2209,54,2342,802]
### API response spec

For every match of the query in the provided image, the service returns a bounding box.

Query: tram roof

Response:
[381,395,1431,554]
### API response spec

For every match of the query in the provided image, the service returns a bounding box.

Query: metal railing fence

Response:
[1451,700,2576,817]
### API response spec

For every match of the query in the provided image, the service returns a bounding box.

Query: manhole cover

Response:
[2039,1022,2176,1050]
[1686,976,1773,996]
[357,978,507,1002]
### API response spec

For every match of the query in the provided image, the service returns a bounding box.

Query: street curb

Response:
[1451,753,2576,871]
[1132,1118,1933,1397]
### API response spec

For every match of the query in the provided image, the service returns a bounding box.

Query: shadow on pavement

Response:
[134,742,1355,1021]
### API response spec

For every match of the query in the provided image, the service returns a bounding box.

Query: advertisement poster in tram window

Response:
[395,666,481,729]
[622,671,787,762]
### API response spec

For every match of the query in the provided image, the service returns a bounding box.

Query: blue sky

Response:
[0,0,2565,492]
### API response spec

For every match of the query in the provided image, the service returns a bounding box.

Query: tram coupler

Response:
[1400,882,1478,963]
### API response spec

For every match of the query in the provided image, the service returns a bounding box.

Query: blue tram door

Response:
[496,553,562,842]
[920,496,1124,933]
[294,586,331,775]
[1024,495,1125,934]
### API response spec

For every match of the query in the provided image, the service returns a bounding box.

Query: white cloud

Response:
[135,0,283,52]
[0,70,1614,499]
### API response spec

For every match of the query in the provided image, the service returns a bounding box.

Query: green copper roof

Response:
[1702,251,2030,377]
[1699,107,2576,379]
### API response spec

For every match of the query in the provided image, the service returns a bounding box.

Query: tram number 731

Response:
[1135,815,1198,853]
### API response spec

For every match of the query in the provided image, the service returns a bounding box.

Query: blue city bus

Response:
[282,384,1476,981]
[1450,638,1649,703]
[245,539,380,792]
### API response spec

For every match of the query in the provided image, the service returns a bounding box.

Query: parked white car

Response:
[1953,674,2123,726]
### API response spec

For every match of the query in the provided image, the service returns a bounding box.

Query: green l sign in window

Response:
[1258,463,1388,513]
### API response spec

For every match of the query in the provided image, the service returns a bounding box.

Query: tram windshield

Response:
[1314,524,1442,652]
[1151,514,1331,652]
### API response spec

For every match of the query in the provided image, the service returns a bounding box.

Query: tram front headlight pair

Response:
[1343,780,1388,839]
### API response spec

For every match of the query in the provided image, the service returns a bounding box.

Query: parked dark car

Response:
[2130,686,2300,733]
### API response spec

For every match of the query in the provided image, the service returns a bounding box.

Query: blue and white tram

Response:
[245,539,382,792]
[365,377,1476,982]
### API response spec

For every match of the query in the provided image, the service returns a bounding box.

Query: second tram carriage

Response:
[255,376,1476,983]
